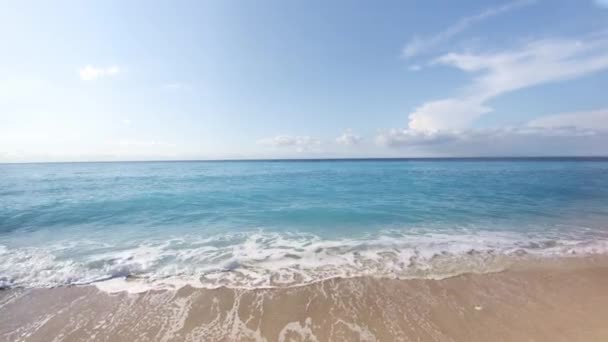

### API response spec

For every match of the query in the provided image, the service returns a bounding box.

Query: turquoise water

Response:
[1,159,608,290]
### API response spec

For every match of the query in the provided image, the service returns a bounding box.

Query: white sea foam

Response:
[1,229,608,293]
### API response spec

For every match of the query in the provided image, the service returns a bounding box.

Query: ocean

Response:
[1,158,608,291]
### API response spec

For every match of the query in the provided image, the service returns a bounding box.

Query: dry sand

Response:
[2,256,608,341]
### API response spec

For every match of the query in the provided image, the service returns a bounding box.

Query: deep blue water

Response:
[1,159,608,290]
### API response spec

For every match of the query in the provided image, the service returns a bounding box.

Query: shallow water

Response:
[1,158,608,290]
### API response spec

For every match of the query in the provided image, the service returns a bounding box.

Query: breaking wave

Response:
[2,229,608,293]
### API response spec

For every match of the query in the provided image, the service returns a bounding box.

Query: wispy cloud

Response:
[402,0,536,59]
[336,129,362,146]
[79,65,122,81]
[408,34,608,132]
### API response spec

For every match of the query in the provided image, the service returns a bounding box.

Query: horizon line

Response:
[2,155,608,165]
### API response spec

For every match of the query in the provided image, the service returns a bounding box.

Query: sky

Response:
[1,0,608,162]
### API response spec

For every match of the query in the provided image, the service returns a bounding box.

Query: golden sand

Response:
[2,257,608,341]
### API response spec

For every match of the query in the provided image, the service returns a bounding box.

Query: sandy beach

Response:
[2,256,608,341]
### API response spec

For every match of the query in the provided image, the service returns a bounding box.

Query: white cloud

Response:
[336,129,362,146]
[435,37,608,97]
[408,98,492,132]
[402,0,535,59]
[258,135,321,152]
[408,35,608,132]
[79,65,122,81]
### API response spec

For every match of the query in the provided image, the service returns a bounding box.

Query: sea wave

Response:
[1,230,608,293]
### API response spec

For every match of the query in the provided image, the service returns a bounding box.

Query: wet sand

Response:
[2,257,608,342]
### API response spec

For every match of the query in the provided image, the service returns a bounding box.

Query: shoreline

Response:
[3,256,608,341]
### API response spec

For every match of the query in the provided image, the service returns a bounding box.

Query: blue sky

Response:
[1,0,608,161]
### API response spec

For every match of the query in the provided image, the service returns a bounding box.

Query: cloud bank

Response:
[377,108,608,156]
